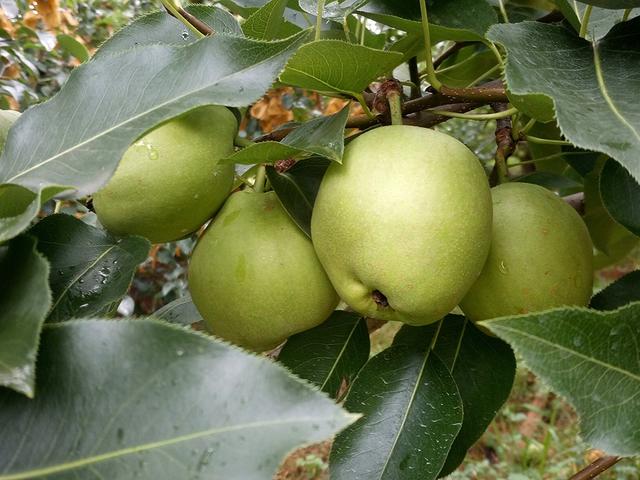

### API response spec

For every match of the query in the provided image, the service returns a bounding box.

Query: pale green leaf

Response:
[483,304,640,456]
[488,19,640,183]
[280,40,403,97]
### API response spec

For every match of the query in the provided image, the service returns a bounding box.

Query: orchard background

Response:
[0,0,639,479]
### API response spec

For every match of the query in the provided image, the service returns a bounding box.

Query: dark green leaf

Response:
[224,106,349,165]
[266,157,330,236]
[95,6,243,57]
[392,315,516,477]
[488,19,640,183]
[483,304,640,456]
[154,294,204,326]
[0,30,309,242]
[0,319,355,478]
[28,214,150,322]
[330,345,463,480]
[600,159,640,237]
[359,0,498,42]
[436,48,498,88]
[590,270,640,310]
[0,235,50,398]
[243,0,297,40]
[279,40,403,98]
[278,310,370,399]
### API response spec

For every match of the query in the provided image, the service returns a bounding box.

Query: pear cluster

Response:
[93,114,594,352]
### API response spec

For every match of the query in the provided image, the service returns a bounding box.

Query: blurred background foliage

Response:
[1,1,639,477]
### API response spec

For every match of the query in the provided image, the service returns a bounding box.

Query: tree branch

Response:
[254,81,506,142]
[164,5,214,36]
[569,456,620,480]
[492,102,516,183]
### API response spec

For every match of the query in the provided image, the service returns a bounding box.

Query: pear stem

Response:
[315,0,325,41]
[429,106,517,121]
[498,0,509,23]
[254,165,266,193]
[418,0,442,91]
[387,91,403,126]
[524,135,572,146]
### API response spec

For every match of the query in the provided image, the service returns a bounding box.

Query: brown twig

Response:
[254,81,506,142]
[492,103,516,183]
[164,5,214,36]
[569,456,621,480]
[179,8,214,35]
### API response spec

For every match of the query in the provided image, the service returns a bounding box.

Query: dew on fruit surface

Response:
[498,260,509,274]
[181,30,189,40]
[193,193,200,200]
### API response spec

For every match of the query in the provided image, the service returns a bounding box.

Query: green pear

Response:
[311,125,492,326]
[188,190,339,351]
[460,182,593,320]
[93,106,236,243]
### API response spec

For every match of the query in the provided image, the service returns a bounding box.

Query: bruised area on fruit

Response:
[372,289,390,309]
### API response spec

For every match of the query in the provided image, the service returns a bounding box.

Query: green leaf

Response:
[0,319,356,478]
[278,311,370,399]
[436,48,498,88]
[0,30,309,242]
[243,0,297,40]
[95,6,243,58]
[487,19,640,183]
[266,157,330,236]
[590,270,640,311]
[224,106,349,165]
[507,90,555,123]
[0,235,50,398]
[359,0,498,42]
[330,345,463,480]
[299,0,369,20]
[56,34,89,62]
[578,0,640,9]
[600,159,640,237]
[556,1,639,40]
[392,316,516,477]
[280,40,403,97]
[483,304,640,456]
[154,293,204,326]
[583,163,640,262]
[28,214,150,322]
